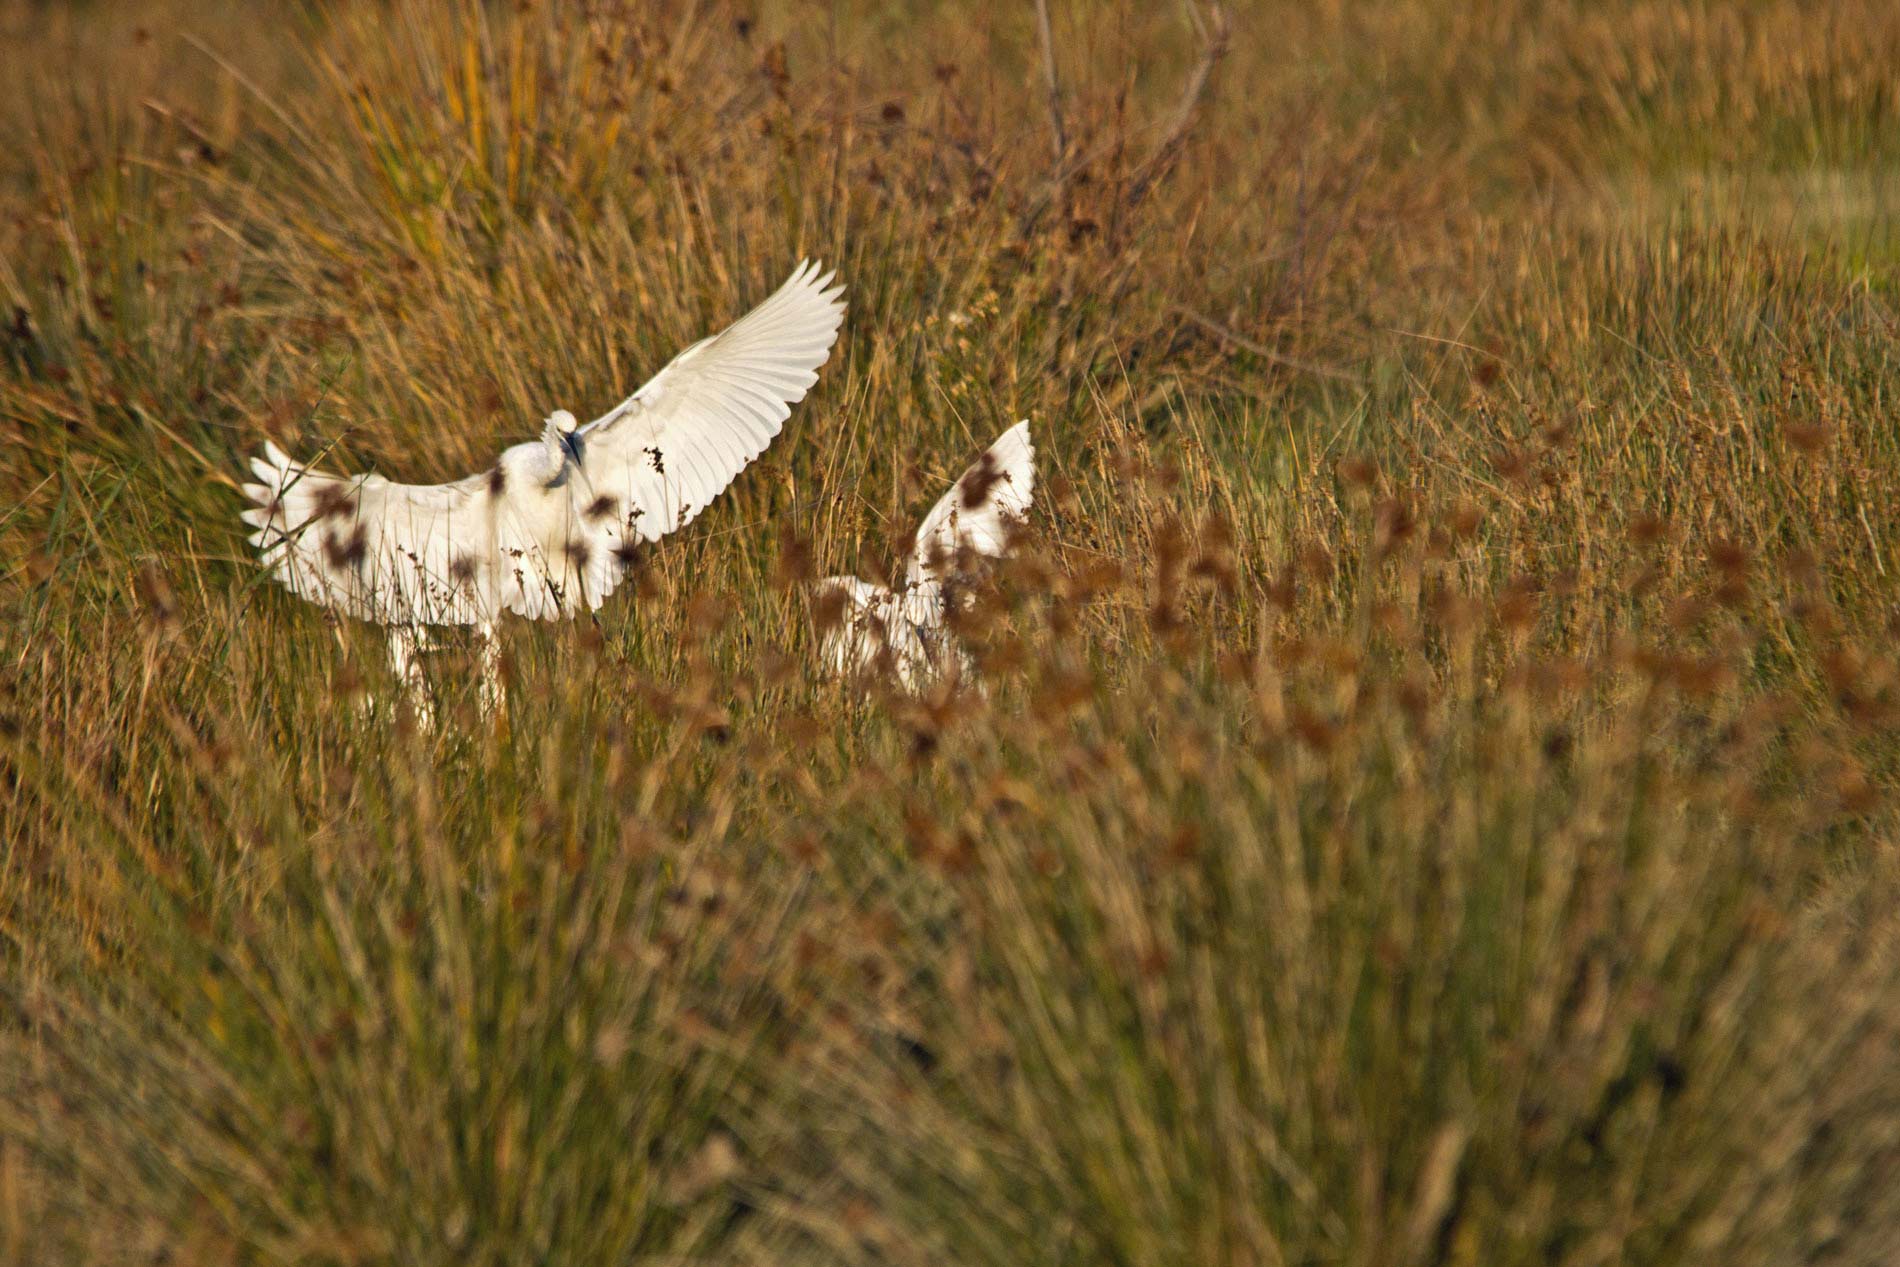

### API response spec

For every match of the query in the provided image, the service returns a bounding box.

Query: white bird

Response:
[813,421,1034,692]
[242,260,847,717]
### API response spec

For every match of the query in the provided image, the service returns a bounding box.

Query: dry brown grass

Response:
[1,1,1898,1263]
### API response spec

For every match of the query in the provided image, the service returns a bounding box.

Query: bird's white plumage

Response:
[813,576,938,689]
[905,419,1035,588]
[241,261,847,630]
[815,420,1035,691]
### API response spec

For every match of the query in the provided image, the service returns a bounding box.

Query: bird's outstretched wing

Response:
[905,420,1035,589]
[576,259,847,550]
[240,441,582,625]
[240,261,846,626]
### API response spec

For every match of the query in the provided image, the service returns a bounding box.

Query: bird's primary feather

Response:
[906,418,1035,589]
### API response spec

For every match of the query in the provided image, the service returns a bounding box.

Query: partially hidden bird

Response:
[813,420,1034,692]
[241,260,846,716]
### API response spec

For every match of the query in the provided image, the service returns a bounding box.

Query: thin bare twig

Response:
[1032,0,1068,167]
[1123,1,1231,210]
[1018,0,1230,237]
[1174,305,1364,383]
[1381,326,1513,367]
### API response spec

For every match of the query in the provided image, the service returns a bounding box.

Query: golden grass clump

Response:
[3,0,1900,1263]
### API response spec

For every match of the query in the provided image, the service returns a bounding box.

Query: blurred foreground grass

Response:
[2,1,1898,1263]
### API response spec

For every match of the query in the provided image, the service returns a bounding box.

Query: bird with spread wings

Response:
[813,420,1034,692]
[241,260,846,714]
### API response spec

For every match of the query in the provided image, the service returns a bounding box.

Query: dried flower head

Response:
[1337,455,1379,490]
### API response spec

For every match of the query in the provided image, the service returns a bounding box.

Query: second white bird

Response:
[813,421,1035,692]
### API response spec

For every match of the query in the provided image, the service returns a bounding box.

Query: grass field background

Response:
[3,1,1899,1262]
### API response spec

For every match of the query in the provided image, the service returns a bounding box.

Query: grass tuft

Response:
[3,1,1899,1263]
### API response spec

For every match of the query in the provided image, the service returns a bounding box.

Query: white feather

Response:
[907,419,1034,587]
[814,420,1034,691]
[239,261,847,629]
[813,576,936,692]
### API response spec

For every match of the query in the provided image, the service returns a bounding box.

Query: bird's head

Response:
[504,409,583,489]
[539,408,581,463]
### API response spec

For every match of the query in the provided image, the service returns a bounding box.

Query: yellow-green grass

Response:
[2,1,1897,1263]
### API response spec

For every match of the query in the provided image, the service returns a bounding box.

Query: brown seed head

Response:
[1296,543,1334,581]
[322,524,369,570]
[135,562,179,630]
[1289,704,1337,752]
[312,484,358,521]
[686,591,731,637]
[1374,497,1416,557]
[1337,455,1378,489]
[1784,421,1830,453]
[1709,538,1749,576]
[774,527,813,587]
[1494,577,1539,632]
[1491,447,1533,484]
[812,585,849,632]
[959,452,1005,510]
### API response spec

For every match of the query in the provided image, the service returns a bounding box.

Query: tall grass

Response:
[2,0,1898,1263]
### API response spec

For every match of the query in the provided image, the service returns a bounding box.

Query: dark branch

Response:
[1033,0,1068,167]
[1122,2,1231,211]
